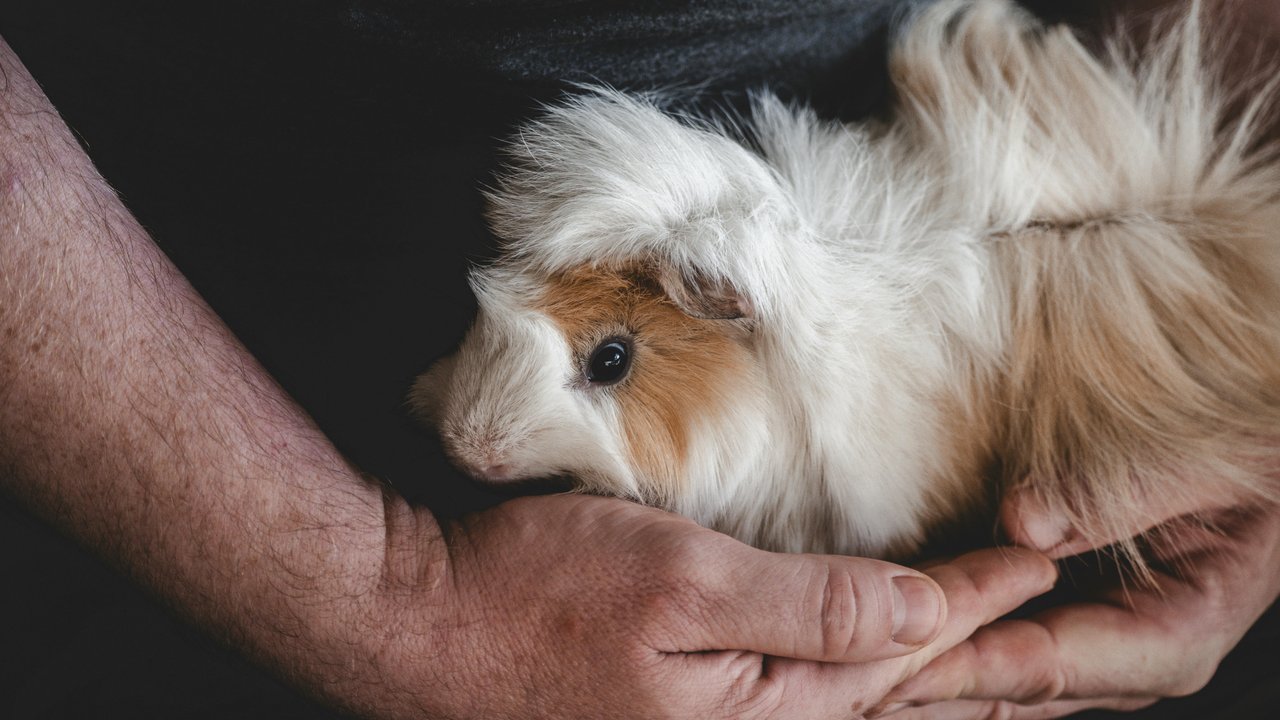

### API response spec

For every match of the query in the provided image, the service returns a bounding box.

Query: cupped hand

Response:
[876,486,1280,719]
[387,494,1055,720]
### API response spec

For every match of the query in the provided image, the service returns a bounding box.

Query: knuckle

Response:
[816,564,861,657]
[1023,620,1073,703]
[969,618,1071,705]
[720,659,786,720]
[975,700,1016,720]
[1021,652,1070,704]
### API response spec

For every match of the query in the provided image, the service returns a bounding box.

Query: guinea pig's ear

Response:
[655,264,754,321]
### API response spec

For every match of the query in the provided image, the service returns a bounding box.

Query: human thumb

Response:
[681,547,947,663]
[1001,483,1236,558]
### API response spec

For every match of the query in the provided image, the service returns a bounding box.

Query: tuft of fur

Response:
[415,0,1280,568]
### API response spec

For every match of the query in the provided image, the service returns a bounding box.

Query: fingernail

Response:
[891,576,943,645]
[1008,499,1070,548]
[867,701,910,718]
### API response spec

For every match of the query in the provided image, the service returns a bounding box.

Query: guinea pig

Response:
[413,0,1280,565]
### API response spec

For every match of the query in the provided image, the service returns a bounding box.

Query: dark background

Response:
[0,1,1275,717]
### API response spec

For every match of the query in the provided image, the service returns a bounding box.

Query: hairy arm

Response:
[0,33,448,717]
[0,34,1060,719]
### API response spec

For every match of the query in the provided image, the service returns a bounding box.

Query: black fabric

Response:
[0,0,915,515]
[0,1,1276,717]
[339,0,919,115]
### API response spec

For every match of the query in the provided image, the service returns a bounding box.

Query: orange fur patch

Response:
[536,264,752,503]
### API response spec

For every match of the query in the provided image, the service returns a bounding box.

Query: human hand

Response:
[874,487,1280,719]
[0,30,1053,719]
[383,493,1055,720]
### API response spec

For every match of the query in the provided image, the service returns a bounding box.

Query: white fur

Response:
[414,0,1280,558]
[418,269,642,495]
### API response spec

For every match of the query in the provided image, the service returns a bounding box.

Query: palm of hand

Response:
[882,503,1280,719]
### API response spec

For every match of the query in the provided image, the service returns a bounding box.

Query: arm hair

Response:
[0,35,447,719]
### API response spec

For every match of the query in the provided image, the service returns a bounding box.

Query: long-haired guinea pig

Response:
[413,0,1280,564]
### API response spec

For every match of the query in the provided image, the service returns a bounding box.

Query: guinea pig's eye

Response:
[586,339,631,385]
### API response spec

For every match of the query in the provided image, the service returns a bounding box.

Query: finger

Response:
[884,598,1201,707]
[884,696,1157,720]
[890,508,1280,709]
[677,549,949,663]
[1001,483,1238,558]
[741,547,1056,719]
[917,547,1058,654]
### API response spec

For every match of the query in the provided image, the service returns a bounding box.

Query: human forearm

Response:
[0,35,445,716]
[0,30,1071,720]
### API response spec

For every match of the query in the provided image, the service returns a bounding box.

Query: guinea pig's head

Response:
[412,260,765,506]
[413,89,801,510]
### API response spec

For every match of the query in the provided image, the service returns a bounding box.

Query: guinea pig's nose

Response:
[476,463,514,482]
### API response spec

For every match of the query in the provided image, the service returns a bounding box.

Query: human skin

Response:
[0,33,1058,720]
[875,491,1280,719]
[867,2,1280,717]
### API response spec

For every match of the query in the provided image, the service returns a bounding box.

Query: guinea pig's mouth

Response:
[473,473,577,497]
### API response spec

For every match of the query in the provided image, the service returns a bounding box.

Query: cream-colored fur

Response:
[414,0,1280,565]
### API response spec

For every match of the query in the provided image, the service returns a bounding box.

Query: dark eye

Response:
[586,340,631,384]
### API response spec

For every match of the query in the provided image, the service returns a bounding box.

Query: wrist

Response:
[287,495,456,720]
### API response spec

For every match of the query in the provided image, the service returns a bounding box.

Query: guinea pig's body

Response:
[415,0,1280,561]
